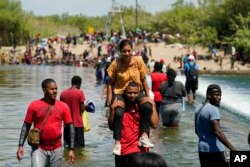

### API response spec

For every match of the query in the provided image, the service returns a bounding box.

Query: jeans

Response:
[113,91,152,140]
[31,147,63,167]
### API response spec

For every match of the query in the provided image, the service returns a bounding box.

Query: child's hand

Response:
[140,97,155,106]
[110,98,124,110]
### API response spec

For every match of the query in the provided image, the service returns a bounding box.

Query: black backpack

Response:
[188,63,198,82]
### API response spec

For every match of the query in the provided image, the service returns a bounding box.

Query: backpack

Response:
[188,63,198,82]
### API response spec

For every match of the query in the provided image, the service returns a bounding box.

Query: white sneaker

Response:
[138,136,154,148]
[112,142,121,155]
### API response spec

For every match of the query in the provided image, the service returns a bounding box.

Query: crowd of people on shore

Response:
[15,36,250,167]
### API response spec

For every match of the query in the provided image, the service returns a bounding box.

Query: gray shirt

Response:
[195,103,225,152]
[160,81,186,104]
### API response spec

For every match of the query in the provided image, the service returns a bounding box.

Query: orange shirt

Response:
[107,56,147,94]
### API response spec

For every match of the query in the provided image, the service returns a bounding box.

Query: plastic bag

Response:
[82,111,91,132]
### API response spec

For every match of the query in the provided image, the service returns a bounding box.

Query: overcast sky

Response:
[20,0,196,17]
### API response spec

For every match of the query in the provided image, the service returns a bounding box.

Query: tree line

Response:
[1,0,250,53]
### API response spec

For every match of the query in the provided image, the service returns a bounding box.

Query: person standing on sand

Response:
[195,84,236,167]
[60,76,86,147]
[184,54,198,104]
[17,78,75,166]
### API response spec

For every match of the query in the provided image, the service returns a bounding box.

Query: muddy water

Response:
[0,65,249,167]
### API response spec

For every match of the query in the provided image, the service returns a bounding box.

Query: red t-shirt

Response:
[24,99,72,150]
[120,105,148,155]
[60,88,85,127]
[150,72,168,102]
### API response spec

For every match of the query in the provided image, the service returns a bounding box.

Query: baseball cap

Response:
[188,54,195,60]
[86,100,95,113]
[206,84,221,95]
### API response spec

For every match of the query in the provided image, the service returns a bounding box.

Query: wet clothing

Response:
[195,103,228,167]
[31,147,63,167]
[150,72,168,114]
[195,103,225,152]
[60,88,85,147]
[184,61,198,93]
[161,81,185,105]
[120,105,148,155]
[60,88,85,127]
[161,103,182,126]
[115,105,148,167]
[24,100,72,151]
[160,81,186,126]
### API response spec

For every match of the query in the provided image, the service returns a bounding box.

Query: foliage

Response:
[1,0,250,53]
[0,0,28,45]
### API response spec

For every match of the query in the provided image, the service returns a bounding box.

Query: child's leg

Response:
[112,94,125,140]
[137,92,154,148]
[112,94,124,155]
[137,92,152,134]
[113,107,125,140]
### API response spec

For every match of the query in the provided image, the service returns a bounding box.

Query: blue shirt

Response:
[195,103,225,152]
[184,61,198,76]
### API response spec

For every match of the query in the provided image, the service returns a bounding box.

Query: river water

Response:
[0,65,249,167]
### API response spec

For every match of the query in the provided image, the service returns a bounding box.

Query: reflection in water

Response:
[0,65,249,167]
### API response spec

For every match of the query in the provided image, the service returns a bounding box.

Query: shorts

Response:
[160,103,182,126]
[185,79,198,94]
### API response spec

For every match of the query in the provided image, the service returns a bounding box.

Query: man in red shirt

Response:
[16,78,75,166]
[108,81,159,167]
[60,75,86,147]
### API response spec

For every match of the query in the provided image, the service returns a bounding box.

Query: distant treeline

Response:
[1,0,250,53]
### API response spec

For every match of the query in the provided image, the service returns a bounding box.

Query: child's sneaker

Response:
[138,136,154,148]
[112,142,121,155]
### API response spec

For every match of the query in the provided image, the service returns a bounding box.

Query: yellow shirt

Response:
[107,56,147,94]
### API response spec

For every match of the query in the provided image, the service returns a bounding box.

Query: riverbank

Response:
[146,43,250,75]
[1,42,250,75]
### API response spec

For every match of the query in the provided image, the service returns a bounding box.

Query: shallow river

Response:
[0,65,249,167]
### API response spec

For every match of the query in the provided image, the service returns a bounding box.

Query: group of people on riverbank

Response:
[15,37,249,167]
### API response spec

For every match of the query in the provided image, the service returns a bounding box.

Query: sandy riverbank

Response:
[1,42,250,74]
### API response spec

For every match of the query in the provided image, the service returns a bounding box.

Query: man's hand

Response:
[68,150,75,165]
[17,146,24,161]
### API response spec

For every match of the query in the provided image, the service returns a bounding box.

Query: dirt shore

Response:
[1,42,250,75]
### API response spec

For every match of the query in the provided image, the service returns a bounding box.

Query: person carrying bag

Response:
[27,106,52,147]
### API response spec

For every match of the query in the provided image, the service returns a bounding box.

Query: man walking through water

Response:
[16,78,75,166]
[60,75,86,147]
[195,84,236,167]
[184,54,198,104]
